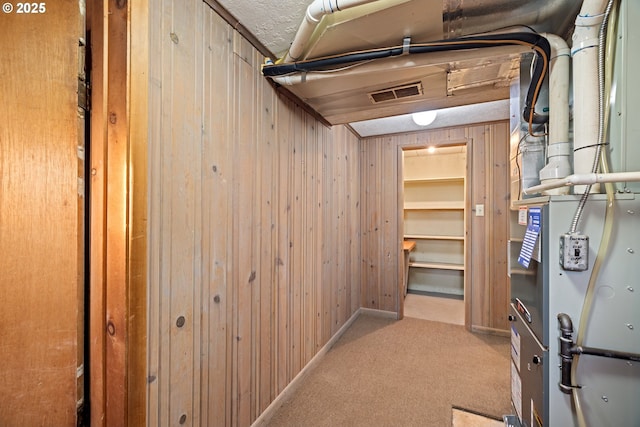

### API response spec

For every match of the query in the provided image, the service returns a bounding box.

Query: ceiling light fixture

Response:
[412,110,437,126]
[427,146,437,154]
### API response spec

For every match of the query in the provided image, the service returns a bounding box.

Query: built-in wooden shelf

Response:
[410,262,465,271]
[404,234,464,241]
[403,147,466,296]
[404,176,465,183]
[404,201,464,210]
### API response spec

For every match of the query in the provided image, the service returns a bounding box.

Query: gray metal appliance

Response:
[508,195,640,426]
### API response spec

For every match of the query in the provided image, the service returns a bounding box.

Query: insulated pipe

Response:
[557,313,575,394]
[523,171,640,195]
[571,0,608,193]
[265,33,551,134]
[284,0,380,63]
[557,312,640,393]
[538,33,571,194]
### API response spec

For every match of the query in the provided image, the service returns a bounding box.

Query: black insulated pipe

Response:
[261,32,550,76]
[557,313,575,394]
[262,32,551,130]
[574,345,640,362]
[557,312,640,395]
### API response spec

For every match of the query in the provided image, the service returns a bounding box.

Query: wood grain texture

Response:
[90,2,149,424]
[0,2,81,425]
[147,2,361,425]
[104,2,129,425]
[128,0,150,425]
[360,124,511,331]
[88,1,107,424]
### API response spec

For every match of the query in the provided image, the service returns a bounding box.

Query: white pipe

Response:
[284,0,380,63]
[523,171,640,195]
[538,33,571,195]
[571,0,608,193]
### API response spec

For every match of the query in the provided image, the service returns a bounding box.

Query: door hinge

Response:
[78,36,90,112]
[78,78,90,111]
[77,399,88,427]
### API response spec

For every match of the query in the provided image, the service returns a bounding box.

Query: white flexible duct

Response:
[523,171,640,195]
[571,0,609,193]
[284,0,380,63]
[538,33,571,194]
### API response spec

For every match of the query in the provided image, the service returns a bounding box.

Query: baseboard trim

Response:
[359,307,399,319]
[251,308,362,427]
[471,325,510,337]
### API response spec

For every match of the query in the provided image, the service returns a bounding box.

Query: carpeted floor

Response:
[266,314,511,427]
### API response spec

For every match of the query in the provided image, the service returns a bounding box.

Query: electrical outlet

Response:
[559,233,589,271]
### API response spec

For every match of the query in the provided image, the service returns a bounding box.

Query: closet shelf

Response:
[404,201,464,210]
[404,176,464,183]
[409,262,465,271]
[404,234,464,241]
[403,146,466,297]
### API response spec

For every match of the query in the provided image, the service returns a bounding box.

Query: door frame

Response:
[88,1,148,425]
[396,141,472,330]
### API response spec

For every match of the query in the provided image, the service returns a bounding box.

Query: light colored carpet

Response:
[404,293,464,325]
[266,314,511,427]
[452,407,504,427]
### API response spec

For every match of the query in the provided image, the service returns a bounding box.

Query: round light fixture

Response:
[412,110,437,126]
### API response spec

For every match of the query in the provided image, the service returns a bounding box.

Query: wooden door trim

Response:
[89,1,148,425]
[396,145,405,319]
[396,140,471,325]
[464,140,473,330]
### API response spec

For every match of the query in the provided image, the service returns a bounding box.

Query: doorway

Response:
[400,144,468,325]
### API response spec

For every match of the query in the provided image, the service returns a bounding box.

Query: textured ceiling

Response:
[215,0,309,57]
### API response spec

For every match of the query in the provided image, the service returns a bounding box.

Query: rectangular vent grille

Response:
[368,82,423,104]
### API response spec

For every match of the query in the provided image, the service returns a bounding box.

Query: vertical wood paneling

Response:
[489,122,510,329]
[147,2,361,425]
[0,3,81,425]
[168,1,202,426]
[315,123,325,355]
[469,125,489,327]
[147,0,162,423]
[324,125,336,337]
[304,121,316,365]
[275,95,292,397]
[105,2,129,421]
[258,67,277,415]
[360,123,511,329]
[232,32,255,427]
[348,127,362,315]
[382,139,398,310]
[203,9,234,426]
[89,1,108,424]
[129,1,150,425]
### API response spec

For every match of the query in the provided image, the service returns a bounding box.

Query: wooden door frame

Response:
[396,141,472,330]
[89,1,148,425]
[396,146,405,320]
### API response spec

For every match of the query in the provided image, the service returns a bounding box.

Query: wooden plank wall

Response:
[359,123,511,330]
[0,2,82,425]
[467,122,511,331]
[147,2,361,426]
[88,1,149,424]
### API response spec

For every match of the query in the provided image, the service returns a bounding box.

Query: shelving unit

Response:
[402,146,466,296]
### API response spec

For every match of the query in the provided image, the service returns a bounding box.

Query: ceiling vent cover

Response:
[368,82,423,104]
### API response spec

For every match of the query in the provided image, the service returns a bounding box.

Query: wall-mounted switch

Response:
[475,204,485,216]
[560,233,589,271]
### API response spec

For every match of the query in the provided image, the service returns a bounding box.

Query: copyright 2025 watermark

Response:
[3,3,47,14]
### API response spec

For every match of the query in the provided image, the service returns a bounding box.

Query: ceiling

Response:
[215,0,311,58]
[215,0,579,136]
